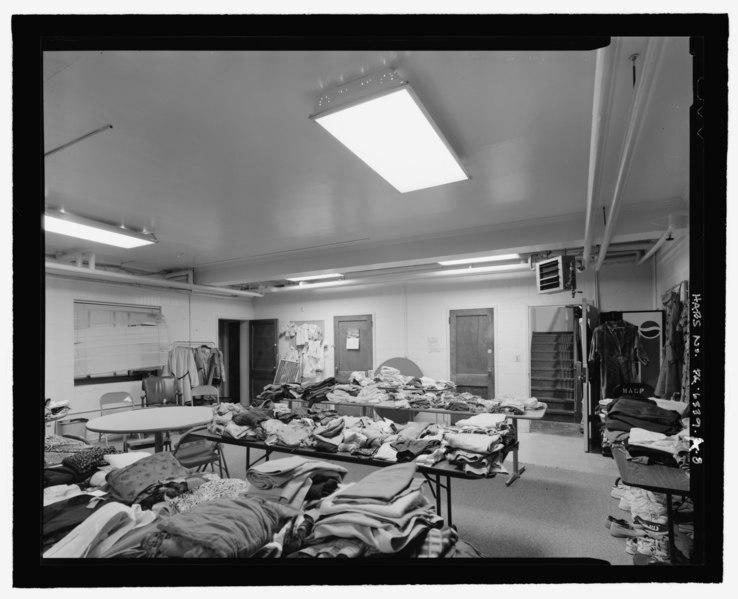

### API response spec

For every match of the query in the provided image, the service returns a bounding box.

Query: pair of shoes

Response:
[610,520,646,538]
[605,515,631,530]
[633,514,669,536]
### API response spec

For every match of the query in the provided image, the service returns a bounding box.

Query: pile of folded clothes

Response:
[626,427,691,469]
[301,377,337,407]
[441,413,514,477]
[297,462,443,556]
[245,456,348,508]
[251,383,302,407]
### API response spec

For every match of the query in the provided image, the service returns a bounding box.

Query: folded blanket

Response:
[246,456,347,490]
[454,413,507,428]
[444,432,500,454]
[332,462,416,501]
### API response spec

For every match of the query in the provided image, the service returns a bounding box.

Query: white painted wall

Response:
[655,233,689,296]
[252,260,655,400]
[45,277,255,420]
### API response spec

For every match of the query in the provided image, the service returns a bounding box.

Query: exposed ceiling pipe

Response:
[583,40,619,271]
[45,261,263,298]
[595,37,667,271]
[636,216,675,265]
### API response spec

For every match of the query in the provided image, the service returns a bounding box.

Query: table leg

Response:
[445,475,452,528]
[154,432,164,453]
[667,493,677,565]
[505,423,525,486]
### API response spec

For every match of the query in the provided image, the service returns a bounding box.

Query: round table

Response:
[86,406,213,453]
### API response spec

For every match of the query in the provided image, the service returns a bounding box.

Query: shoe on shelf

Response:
[610,521,647,538]
[633,514,669,536]
[605,515,632,530]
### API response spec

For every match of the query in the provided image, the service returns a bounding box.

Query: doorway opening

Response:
[528,305,582,437]
[218,319,249,405]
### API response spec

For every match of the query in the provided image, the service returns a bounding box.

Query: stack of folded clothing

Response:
[302,462,443,556]
[442,417,513,477]
[246,456,348,509]
[626,427,690,469]
[605,397,684,436]
[301,377,336,407]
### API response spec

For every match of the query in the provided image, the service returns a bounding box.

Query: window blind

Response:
[74,301,170,380]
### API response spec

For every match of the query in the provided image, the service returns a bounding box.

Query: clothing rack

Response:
[171,341,217,348]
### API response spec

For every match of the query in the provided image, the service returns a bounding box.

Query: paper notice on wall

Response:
[427,336,440,353]
[346,328,360,350]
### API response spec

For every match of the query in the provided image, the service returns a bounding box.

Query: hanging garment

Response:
[589,320,649,399]
[677,298,690,402]
[655,292,684,399]
[193,346,226,387]
[164,346,201,406]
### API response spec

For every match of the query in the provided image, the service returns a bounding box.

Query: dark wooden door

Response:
[334,314,373,383]
[249,319,278,401]
[450,308,494,398]
[217,319,242,403]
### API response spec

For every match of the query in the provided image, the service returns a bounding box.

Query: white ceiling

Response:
[42,38,692,287]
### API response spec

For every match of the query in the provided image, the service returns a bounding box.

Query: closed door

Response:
[450,308,494,398]
[249,319,278,401]
[334,314,373,383]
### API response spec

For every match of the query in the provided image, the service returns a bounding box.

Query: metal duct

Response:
[45,261,263,298]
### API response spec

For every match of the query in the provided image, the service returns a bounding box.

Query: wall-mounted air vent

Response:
[536,256,577,294]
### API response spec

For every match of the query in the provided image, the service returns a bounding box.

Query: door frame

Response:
[248,318,279,401]
[447,306,496,398]
[333,314,374,382]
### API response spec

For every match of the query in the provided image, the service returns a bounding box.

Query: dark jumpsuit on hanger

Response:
[589,320,649,399]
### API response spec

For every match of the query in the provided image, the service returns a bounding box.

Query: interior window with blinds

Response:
[74,301,170,385]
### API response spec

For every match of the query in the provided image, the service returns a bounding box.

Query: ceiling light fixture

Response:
[438,253,522,266]
[310,69,469,193]
[286,273,343,282]
[279,279,351,291]
[44,208,157,249]
[438,263,530,276]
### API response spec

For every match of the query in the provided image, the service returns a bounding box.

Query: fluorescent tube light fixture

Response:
[438,253,521,266]
[286,273,343,282]
[438,263,530,276]
[311,69,469,193]
[44,209,157,249]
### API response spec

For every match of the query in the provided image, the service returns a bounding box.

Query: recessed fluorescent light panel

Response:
[311,70,468,193]
[286,273,343,282]
[438,253,521,266]
[44,209,157,249]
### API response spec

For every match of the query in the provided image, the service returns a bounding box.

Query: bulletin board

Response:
[278,320,326,383]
